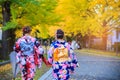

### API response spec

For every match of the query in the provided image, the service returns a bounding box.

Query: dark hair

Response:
[22,26,31,35]
[56,29,64,39]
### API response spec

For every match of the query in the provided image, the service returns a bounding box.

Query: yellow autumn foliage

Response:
[0,64,12,73]
[15,0,120,38]
[15,24,49,39]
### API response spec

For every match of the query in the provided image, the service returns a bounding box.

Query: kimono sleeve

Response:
[47,46,54,64]
[13,39,21,64]
[14,42,21,53]
[69,47,79,67]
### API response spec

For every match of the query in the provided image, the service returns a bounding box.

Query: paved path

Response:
[39,52,120,80]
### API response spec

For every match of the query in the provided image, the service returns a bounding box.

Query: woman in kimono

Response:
[14,26,47,80]
[47,29,79,80]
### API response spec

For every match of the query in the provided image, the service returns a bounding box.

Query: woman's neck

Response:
[24,33,30,36]
[57,39,64,42]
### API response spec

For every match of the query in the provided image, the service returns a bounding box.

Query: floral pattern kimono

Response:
[47,40,78,80]
[14,35,44,80]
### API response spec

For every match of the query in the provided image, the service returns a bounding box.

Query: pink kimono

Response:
[14,35,43,80]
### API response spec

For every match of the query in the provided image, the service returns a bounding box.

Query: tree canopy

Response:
[1,0,120,39]
[48,0,120,38]
[0,0,61,38]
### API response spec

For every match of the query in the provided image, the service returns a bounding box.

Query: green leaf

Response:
[2,21,17,31]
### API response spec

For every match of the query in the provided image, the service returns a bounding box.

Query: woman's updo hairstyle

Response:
[22,26,31,35]
[56,29,64,39]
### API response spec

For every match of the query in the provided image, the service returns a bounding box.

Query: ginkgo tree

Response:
[55,0,101,36]
[51,0,120,50]
[53,0,102,48]
[89,0,120,50]
[0,0,60,59]
[14,0,61,38]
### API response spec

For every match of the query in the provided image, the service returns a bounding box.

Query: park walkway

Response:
[39,51,120,80]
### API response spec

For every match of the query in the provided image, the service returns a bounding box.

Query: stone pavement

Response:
[39,52,120,80]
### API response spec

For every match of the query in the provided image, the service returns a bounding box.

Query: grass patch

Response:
[0,46,50,80]
[0,60,8,62]
[34,63,50,80]
[0,64,13,80]
[78,48,120,58]
[0,62,50,80]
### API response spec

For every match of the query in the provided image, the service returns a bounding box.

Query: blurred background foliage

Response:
[0,0,120,59]
[0,0,119,38]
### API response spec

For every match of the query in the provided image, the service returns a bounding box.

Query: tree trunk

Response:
[0,1,15,60]
[102,35,107,51]
[116,28,119,55]
[102,20,108,51]
[88,34,91,49]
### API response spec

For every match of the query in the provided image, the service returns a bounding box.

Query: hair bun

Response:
[23,26,31,35]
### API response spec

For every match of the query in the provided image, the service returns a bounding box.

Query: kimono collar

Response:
[56,40,66,45]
